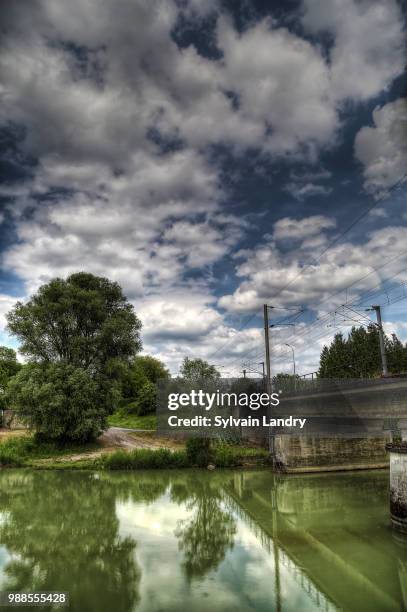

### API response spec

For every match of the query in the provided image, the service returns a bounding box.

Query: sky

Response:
[0,0,406,376]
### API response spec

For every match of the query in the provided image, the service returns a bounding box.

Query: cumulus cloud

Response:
[272,215,336,241]
[1,0,403,170]
[1,146,229,297]
[219,220,407,313]
[0,294,23,332]
[135,291,264,374]
[301,0,405,102]
[163,217,244,268]
[284,182,332,200]
[215,16,338,157]
[384,320,407,343]
[0,0,405,371]
[354,98,407,194]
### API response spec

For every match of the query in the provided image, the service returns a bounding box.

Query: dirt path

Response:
[34,427,184,464]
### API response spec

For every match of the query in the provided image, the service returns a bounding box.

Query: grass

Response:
[102,441,270,471]
[102,448,189,470]
[0,434,100,467]
[107,412,157,430]
[212,441,271,467]
[0,431,270,471]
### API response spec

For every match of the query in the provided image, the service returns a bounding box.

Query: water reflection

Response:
[225,470,401,611]
[171,474,236,580]
[0,471,142,612]
[0,469,404,612]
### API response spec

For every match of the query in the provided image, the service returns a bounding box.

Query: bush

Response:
[212,441,271,467]
[213,442,238,467]
[7,363,109,442]
[134,381,157,415]
[118,382,157,416]
[185,437,213,467]
[0,444,25,467]
[103,448,189,470]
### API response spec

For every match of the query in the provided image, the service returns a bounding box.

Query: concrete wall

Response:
[274,434,391,472]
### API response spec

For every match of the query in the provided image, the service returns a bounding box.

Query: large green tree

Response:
[6,273,143,439]
[6,272,142,372]
[7,363,110,442]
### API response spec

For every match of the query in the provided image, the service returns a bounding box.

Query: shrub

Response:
[103,448,189,470]
[135,381,157,415]
[213,442,238,467]
[7,363,109,442]
[212,441,271,467]
[0,444,25,467]
[185,437,213,467]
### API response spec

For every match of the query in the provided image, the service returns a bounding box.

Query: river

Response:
[0,468,404,611]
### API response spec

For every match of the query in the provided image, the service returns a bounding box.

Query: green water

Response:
[0,469,404,611]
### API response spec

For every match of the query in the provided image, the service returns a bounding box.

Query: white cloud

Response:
[4,0,400,172]
[272,215,336,241]
[137,292,222,343]
[301,0,405,102]
[284,182,332,200]
[2,146,229,297]
[0,295,22,332]
[216,16,338,157]
[354,98,407,194]
[135,291,264,375]
[369,208,388,219]
[163,218,243,268]
[219,220,407,314]
[0,0,405,373]
[383,320,407,343]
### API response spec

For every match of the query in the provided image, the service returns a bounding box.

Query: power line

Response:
[271,250,407,354]
[215,208,407,365]
[264,172,407,305]
[210,172,407,366]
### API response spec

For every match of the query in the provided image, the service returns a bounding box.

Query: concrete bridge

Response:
[243,377,407,471]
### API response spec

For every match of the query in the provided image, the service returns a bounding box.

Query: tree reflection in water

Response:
[171,474,236,581]
[0,471,145,612]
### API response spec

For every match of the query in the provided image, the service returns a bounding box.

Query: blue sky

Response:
[0,0,406,375]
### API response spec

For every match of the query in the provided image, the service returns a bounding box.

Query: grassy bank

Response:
[0,433,270,470]
[107,413,157,430]
[101,442,270,470]
[0,434,99,468]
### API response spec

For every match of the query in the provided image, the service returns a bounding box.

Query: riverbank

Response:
[0,429,270,470]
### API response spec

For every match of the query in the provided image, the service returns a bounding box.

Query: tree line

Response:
[318,324,407,378]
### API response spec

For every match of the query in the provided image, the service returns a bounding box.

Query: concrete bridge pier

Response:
[388,444,407,534]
